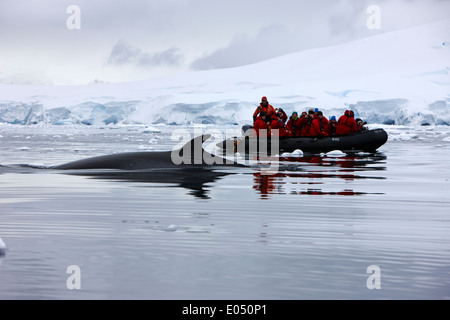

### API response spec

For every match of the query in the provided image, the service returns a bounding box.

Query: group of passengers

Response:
[252,96,367,137]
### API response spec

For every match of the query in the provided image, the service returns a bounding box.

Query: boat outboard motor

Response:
[242,124,253,137]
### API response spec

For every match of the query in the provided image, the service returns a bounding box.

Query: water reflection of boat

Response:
[252,154,387,198]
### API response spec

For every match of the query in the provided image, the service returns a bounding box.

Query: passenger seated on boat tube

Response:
[297,111,307,136]
[314,108,320,118]
[253,96,275,123]
[298,109,316,137]
[327,116,337,136]
[270,112,290,137]
[253,112,269,136]
[311,111,329,137]
[336,110,358,136]
[274,108,287,124]
[356,118,368,132]
[287,112,301,137]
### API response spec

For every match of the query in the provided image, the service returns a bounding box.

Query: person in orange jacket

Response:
[336,110,358,135]
[253,96,275,123]
[311,111,329,137]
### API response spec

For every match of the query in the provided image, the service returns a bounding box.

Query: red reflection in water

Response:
[252,172,277,199]
[252,172,369,198]
[252,154,386,198]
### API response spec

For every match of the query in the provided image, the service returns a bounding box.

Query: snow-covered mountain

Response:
[0,19,449,126]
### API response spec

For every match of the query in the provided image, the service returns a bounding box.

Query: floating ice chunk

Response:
[389,132,418,141]
[165,224,177,232]
[443,136,450,142]
[282,149,304,157]
[326,150,346,157]
[142,126,162,133]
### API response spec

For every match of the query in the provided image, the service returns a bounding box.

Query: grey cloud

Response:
[191,24,304,70]
[108,40,141,65]
[327,0,375,38]
[138,47,182,67]
[108,40,182,67]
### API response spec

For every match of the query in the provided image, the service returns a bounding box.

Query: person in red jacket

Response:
[336,110,358,135]
[311,111,329,137]
[270,114,290,137]
[299,109,316,136]
[274,108,288,124]
[253,96,275,123]
[356,118,368,132]
[286,112,301,137]
[253,112,269,137]
[327,116,337,136]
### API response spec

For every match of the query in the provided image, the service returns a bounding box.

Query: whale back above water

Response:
[52,134,239,170]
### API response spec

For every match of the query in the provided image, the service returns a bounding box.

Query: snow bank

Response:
[0,101,139,125]
[0,20,449,126]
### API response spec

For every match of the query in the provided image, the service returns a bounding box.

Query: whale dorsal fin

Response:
[172,134,212,165]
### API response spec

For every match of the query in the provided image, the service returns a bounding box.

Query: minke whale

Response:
[49,134,245,199]
[52,134,243,170]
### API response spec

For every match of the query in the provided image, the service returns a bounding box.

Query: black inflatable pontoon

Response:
[217,127,388,154]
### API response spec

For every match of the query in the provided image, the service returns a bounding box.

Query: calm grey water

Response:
[0,125,449,300]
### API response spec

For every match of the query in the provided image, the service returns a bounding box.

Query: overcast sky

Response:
[1,0,449,85]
